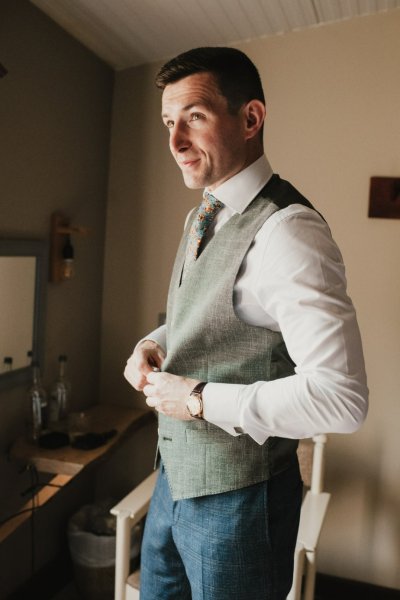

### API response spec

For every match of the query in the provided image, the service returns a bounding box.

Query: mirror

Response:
[0,239,48,391]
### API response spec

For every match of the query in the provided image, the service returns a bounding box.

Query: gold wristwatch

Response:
[186,382,207,419]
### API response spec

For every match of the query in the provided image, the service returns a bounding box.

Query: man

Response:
[124,47,368,600]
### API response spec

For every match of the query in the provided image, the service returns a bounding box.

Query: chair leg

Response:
[287,546,306,600]
[303,550,317,600]
[114,510,133,600]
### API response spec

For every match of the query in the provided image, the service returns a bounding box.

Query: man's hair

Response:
[155,47,265,114]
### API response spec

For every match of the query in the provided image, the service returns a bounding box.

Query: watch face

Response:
[187,395,201,417]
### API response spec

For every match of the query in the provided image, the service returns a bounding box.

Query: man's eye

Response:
[165,120,174,128]
[190,113,202,122]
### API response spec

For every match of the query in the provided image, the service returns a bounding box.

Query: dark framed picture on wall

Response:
[368,176,400,219]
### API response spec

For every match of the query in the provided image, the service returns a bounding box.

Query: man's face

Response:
[161,72,248,191]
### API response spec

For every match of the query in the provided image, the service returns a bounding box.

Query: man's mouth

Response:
[180,158,200,168]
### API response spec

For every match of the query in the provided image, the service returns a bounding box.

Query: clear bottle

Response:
[61,236,75,280]
[28,360,48,442]
[49,355,71,425]
[3,356,13,372]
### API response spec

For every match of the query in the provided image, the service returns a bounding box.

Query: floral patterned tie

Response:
[185,191,223,267]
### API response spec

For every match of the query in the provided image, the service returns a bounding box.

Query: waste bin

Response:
[67,498,142,600]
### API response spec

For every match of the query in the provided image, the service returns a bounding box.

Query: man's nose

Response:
[169,123,191,154]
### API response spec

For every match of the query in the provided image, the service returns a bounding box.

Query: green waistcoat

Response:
[158,175,315,500]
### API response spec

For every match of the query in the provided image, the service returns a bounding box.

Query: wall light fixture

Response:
[49,212,90,282]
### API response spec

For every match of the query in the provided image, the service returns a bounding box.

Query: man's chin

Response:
[182,175,205,190]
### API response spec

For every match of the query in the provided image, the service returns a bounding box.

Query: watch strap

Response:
[190,381,207,396]
[187,381,207,418]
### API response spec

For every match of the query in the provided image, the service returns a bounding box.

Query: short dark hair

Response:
[155,47,265,114]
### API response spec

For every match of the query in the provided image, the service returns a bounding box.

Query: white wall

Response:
[102,10,400,589]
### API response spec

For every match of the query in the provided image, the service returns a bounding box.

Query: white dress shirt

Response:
[133,155,369,444]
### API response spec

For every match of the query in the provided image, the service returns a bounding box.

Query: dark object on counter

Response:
[71,429,117,450]
[38,431,70,449]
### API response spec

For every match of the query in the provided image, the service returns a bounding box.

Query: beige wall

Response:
[102,10,400,589]
[0,1,113,595]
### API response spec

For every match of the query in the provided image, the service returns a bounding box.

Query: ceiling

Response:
[30,0,400,70]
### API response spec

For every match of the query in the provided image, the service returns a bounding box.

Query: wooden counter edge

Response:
[9,404,155,475]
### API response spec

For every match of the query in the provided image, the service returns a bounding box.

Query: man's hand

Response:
[143,371,200,421]
[124,340,166,391]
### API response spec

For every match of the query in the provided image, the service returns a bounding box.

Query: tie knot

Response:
[184,192,223,267]
[203,190,219,208]
[201,192,222,221]
[197,191,222,231]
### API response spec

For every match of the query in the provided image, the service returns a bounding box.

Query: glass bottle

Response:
[49,354,71,425]
[3,356,13,372]
[28,360,48,442]
[61,235,75,280]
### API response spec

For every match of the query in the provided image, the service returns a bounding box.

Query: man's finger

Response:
[146,370,164,384]
[146,396,159,408]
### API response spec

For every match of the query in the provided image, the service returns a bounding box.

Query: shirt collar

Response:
[205,155,274,214]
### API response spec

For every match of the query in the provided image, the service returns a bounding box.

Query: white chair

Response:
[111,434,330,600]
[287,434,330,600]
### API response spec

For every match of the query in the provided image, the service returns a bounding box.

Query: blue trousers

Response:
[139,461,302,600]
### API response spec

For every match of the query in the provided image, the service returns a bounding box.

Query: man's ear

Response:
[243,100,266,140]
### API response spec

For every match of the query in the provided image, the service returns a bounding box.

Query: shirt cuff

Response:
[202,382,269,445]
[135,324,167,353]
